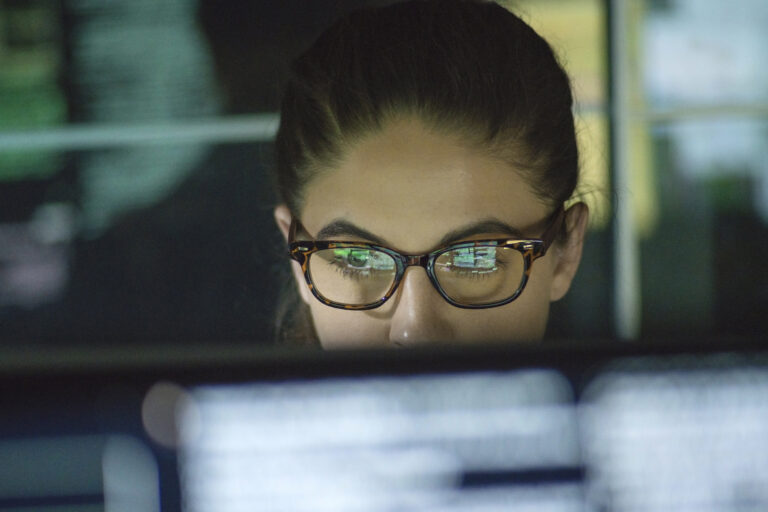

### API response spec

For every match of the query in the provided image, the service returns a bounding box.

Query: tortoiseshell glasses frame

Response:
[288,206,566,310]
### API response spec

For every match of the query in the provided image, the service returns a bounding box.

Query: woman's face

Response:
[275,117,588,349]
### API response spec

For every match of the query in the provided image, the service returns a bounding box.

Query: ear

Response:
[549,202,589,302]
[274,203,312,306]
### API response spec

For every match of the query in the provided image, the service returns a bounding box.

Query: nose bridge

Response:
[389,263,451,346]
[399,254,434,294]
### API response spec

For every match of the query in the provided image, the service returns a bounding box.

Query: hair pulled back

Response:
[273,0,580,344]
[275,0,579,217]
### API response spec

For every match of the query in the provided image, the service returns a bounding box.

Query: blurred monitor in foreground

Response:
[2,339,768,511]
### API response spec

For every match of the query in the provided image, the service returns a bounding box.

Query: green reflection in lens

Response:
[332,248,395,271]
[450,247,497,270]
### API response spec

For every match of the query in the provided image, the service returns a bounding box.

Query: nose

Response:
[388,267,452,347]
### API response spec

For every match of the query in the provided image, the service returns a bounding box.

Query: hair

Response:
[272,0,580,345]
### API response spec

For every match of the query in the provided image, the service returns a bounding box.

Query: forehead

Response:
[300,118,549,252]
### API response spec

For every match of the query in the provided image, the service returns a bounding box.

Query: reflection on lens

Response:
[434,246,524,304]
[309,248,397,305]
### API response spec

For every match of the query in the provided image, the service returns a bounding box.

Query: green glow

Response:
[332,248,395,271]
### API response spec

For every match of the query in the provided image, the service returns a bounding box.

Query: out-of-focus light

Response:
[102,435,161,512]
[142,381,197,449]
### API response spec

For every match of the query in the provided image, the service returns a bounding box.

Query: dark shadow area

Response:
[1,0,394,346]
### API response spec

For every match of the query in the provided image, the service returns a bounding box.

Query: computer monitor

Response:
[1,339,766,512]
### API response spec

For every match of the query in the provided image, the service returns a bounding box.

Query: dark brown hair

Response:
[273,0,579,344]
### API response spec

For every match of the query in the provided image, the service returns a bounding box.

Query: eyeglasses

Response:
[288,206,565,310]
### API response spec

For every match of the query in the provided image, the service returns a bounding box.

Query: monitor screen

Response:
[2,340,767,512]
[178,370,582,512]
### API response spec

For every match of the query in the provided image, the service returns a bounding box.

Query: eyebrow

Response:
[438,219,525,246]
[315,220,390,245]
[314,218,526,250]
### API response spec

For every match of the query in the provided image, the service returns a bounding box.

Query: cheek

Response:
[448,296,550,343]
[310,303,390,349]
[450,257,556,342]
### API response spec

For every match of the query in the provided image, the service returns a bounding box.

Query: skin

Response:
[275,117,589,349]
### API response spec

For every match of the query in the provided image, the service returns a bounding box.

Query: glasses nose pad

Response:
[404,254,429,267]
[399,254,442,293]
[389,256,443,302]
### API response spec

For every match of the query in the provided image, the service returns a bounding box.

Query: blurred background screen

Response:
[0,0,766,346]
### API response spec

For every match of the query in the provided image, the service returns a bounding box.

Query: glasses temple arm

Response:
[288,216,300,244]
[539,205,566,251]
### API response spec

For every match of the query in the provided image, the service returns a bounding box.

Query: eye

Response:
[344,249,370,268]
[329,248,395,276]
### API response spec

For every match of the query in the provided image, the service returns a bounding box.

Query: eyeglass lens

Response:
[307,246,525,306]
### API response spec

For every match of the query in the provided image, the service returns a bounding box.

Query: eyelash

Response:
[441,259,508,280]
[331,263,387,281]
